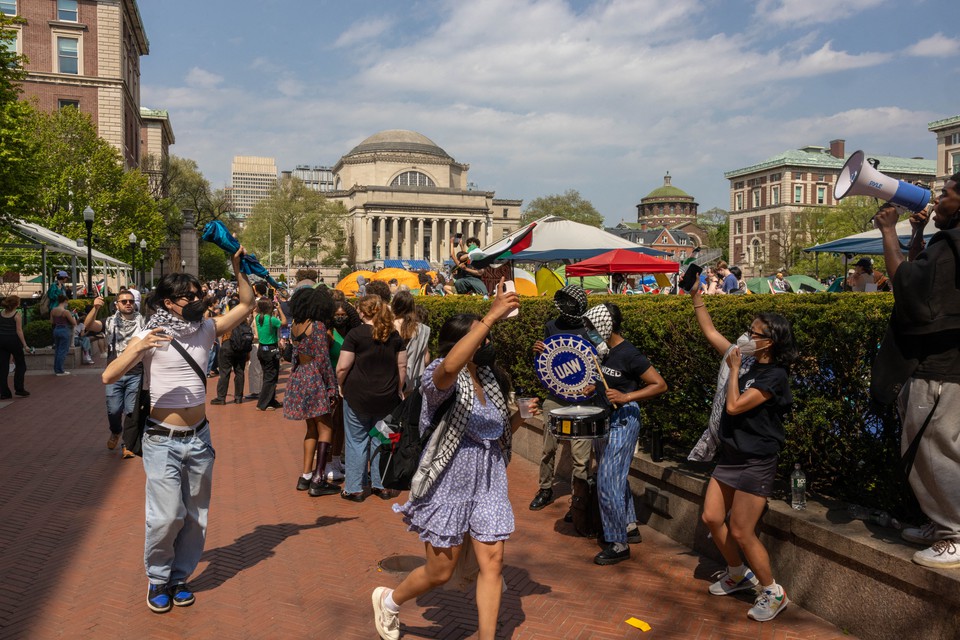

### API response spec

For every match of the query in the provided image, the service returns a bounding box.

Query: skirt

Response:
[712,450,778,497]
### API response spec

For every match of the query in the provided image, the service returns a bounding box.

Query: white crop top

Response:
[135,319,216,409]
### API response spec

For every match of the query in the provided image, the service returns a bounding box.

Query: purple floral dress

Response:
[393,359,514,548]
[282,321,338,420]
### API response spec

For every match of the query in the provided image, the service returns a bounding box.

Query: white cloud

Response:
[904,33,960,58]
[782,41,891,77]
[184,67,224,89]
[754,0,887,27]
[333,17,394,49]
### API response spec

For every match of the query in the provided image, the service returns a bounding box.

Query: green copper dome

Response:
[643,173,692,200]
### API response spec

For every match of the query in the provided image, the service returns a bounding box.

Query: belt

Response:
[145,419,208,438]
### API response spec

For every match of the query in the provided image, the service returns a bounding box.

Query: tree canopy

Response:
[520,189,604,227]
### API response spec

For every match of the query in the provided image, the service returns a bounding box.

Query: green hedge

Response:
[415,293,914,517]
[23,320,52,348]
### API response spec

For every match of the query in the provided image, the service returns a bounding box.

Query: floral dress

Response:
[282,321,338,420]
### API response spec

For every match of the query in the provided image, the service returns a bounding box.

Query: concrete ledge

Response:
[23,346,82,370]
[513,419,959,640]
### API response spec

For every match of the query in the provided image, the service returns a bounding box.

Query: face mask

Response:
[472,341,497,367]
[332,316,348,328]
[467,243,479,252]
[736,332,758,357]
[181,299,209,323]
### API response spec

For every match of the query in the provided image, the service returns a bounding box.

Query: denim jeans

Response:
[142,424,215,585]
[52,325,72,374]
[342,399,384,494]
[593,402,641,544]
[105,371,142,434]
[206,342,219,374]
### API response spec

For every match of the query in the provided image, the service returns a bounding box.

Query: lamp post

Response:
[82,206,94,297]
[159,254,165,279]
[181,259,186,272]
[139,239,147,289]
[128,232,137,289]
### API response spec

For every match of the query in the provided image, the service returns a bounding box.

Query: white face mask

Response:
[736,332,758,357]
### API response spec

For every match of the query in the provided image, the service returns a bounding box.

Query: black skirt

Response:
[712,448,778,497]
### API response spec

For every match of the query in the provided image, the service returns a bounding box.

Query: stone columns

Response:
[389,217,399,258]
[402,218,411,258]
[375,216,384,260]
[415,219,424,260]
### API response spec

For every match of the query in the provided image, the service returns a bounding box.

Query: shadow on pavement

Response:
[192,515,355,592]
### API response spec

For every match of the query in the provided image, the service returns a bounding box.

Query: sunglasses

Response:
[116,299,135,305]
[748,329,771,340]
[174,292,202,302]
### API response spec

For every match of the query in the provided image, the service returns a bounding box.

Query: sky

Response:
[138,0,960,226]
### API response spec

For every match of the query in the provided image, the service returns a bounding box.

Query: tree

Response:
[698,208,729,260]
[159,156,234,238]
[520,190,604,227]
[0,13,26,104]
[241,176,348,266]
[198,241,231,281]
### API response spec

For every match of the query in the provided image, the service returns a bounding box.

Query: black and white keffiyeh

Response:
[410,364,511,500]
[687,345,754,462]
[107,311,145,355]
[554,285,588,324]
[144,308,206,339]
[583,304,613,359]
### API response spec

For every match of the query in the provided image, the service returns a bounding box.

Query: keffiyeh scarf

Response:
[554,285,588,324]
[410,364,511,500]
[687,345,754,462]
[144,308,206,340]
[583,304,613,359]
[108,311,145,354]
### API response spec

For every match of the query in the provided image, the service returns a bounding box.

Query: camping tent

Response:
[803,219,934,255]
[565,248,679,276]
[535,266,565,297]
[745,275,827,294]
[475,216,668,263]
[553,266,609,293]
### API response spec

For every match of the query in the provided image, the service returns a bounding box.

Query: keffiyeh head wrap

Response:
[554,285,587,323]
[583,303,613,358]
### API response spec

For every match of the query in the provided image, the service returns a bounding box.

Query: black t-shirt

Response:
[341,324,406,419]
[903,330,960,383]
[598,339,651,394]
[718,363,792,459]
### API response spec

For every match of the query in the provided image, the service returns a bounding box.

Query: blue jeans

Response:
[105,371,142,434]
[207,342,219,374]
[142,424,215,585]
[52,325,72,374]
[342,399,384,494]
[594,403,641,544]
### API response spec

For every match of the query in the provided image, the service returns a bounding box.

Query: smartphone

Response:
[454,232,463,242]
[501,281,519,318]
[679,263,703,293]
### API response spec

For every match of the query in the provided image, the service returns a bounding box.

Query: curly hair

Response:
[756,312,798,370]
[365,280,391,304]
[289,286,334,325]
[357,294,394,343]
[333,299,362,332]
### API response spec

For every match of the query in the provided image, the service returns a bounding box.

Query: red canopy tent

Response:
[565,248,679,276]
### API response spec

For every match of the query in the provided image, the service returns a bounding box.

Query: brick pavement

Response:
[0,366,854,639]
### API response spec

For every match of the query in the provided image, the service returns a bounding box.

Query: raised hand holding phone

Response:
[501,280,519,318]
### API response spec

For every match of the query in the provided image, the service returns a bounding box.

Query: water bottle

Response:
[791,463,806,510]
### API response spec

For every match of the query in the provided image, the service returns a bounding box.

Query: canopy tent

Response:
[475,216,669,263]
[535,266,565,297]
[565,248,679,277]
[803,219,935,255]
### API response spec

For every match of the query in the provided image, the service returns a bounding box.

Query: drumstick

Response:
[591,354,618,410]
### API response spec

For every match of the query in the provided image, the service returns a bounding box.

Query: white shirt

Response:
[135,319,216,409]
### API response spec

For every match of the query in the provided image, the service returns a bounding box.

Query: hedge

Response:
[414,293,915,518]
[22,298,113,347]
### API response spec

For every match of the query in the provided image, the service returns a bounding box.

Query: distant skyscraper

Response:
[282,165,335,192]
[230,156,278,220]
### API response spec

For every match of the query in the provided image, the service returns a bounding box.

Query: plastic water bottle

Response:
[791,463,806,510]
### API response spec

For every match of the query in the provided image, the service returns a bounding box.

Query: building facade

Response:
[327,130,523,265]
[724,140,935,277]
[282,165,335,192]
[928,115,960,187]
[230,155,278,221]
[610,224,698,261]
[636,172,699,228]
[6,0,150,169]
[139,106,173,196]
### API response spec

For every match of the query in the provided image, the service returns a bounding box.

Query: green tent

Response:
[746,275,827,294]
[553,265,609,293]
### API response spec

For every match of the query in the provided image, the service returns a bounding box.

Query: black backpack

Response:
[229,323,253,354]
[378,390,455,491]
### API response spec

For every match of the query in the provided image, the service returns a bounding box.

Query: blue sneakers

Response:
[170,583,196,607]
[146,584,171,613]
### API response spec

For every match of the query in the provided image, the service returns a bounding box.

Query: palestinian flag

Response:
[469,222,537,269]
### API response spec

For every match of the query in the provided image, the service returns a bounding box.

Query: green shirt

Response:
[330,328,345,366]
[254,314,281,345]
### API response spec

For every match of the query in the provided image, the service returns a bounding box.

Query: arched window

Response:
[751,238,764,264]
[391,171,435,187]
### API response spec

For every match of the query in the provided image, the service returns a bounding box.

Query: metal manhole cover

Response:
[378,555,426,573]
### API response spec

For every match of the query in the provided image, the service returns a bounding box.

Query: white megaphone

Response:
[834,150,930,212]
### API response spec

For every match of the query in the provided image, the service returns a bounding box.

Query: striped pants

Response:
[594,403,640,544]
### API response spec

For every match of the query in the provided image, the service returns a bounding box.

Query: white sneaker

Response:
[372,587,400,640]
[709,568,759,596]
[901,521,941,546]
[55,371,71,376]
[747,585,789,621]
[913,539,960,569]
[325,461,345,482]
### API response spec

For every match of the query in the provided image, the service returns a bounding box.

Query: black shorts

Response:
[712,451,778,497]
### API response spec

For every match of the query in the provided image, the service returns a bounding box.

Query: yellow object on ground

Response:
[625,617,651,632]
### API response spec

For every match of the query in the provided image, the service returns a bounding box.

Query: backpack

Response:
[229,323,254,354]
[37,292,51,319]
[378,390,455,491]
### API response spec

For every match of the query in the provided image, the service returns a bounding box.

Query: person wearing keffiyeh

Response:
[371,278,538,640]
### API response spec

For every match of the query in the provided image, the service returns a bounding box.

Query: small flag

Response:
[469,222,537,269]
[369,420,394,445]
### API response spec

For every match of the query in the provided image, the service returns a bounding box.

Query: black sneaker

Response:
[233,397,243,404]
[210,398,226,405]
[169,583,195,607]
[146,583,171,613]
[627,527,643,544]
[594,545,630,566]
[14,390,29,397]
[309,479,340,497]
[296,476,311,491]
[529,489,553,511]
[244,393,259,400]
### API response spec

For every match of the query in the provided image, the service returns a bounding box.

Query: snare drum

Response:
[548,405,609,440]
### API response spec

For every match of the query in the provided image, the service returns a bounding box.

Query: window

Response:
[2,27,17,56]
[818,174,825,182]
[947,133,960,145]
[817,185,826,205]
[735,193,743,211]
[769,173,781,182]
[950,151,960,175]
[57,0,78,21]
[390,171,434,187]
[502,228,510,237]
[734,181,744,189]
[752,217,761,232]
[0,0,14,16]
[752,238,764,263]
[57,36,79,74]
[58,99,79,110]
[772,215,780,230]
[752,189,761,208]
[734,220,742,234]
[794,185,803,204]
[502,208,508,218]
[794,171,804,180]
[771,185,780,205]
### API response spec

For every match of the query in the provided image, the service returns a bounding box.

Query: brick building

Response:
[928,115,960,187]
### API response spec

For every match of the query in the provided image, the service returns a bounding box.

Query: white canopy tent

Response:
[5,220,133,295]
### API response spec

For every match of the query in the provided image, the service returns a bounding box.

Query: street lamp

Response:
[159,254,165,279]
[82,206,94,297]
[128,233,137,289]
[181,259,186,272]
[140,239,147,289]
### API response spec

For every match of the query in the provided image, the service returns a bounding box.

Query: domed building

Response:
[636,172,698,228]
[329,130,522,266]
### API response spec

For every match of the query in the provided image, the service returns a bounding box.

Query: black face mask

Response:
[473,341,497,368]
[181,299,209,323]
[332,316,349,327]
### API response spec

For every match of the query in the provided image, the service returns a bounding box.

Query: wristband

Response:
[693,304,705,309]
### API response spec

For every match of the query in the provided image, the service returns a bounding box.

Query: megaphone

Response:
[834,149,930,212]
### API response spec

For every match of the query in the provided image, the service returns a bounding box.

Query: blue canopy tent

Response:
[803,220,934,256]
